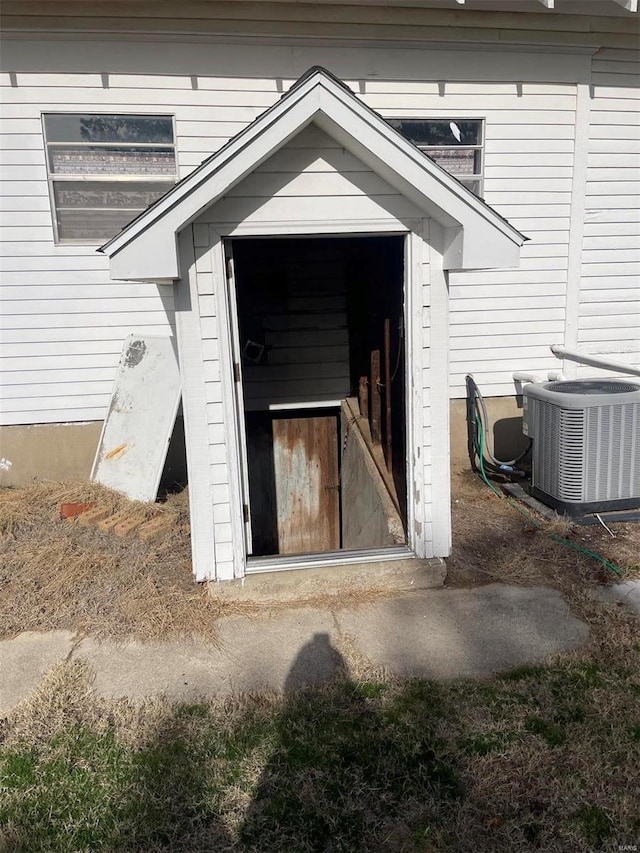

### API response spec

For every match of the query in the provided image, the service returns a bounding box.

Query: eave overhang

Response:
[99,66,526,279]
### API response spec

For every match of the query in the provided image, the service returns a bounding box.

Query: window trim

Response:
[42,112,178,245]
[387,117,485,198]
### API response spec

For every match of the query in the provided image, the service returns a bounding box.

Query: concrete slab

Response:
[0,584,590,713]
[209,558,446,604]
[74,609,340,701]
[216,610,342,692]
[593,580,640,618]
[336,584,589,680]
[0,630,75,716]
[74,637,231,704]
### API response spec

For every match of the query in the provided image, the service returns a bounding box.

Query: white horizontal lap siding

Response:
[198,124,423,230]
[0,257,175,425]
[0,69,287,429]
[0,73,180,426]
[0,28,628,419]
[441,83,576,398]
[579,49,640,374]
[0,72,375,429]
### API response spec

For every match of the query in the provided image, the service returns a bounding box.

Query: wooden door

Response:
[272,414,340,554]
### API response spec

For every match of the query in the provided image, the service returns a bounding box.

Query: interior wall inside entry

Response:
[229,235,407,558]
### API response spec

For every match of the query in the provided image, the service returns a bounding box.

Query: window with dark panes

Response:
[386,119,484,197]
[43,114,177,243]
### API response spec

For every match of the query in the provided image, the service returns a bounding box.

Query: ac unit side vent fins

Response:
[524,379,640,513]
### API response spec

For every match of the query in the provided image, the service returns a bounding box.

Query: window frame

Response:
[42,112,178,245]
[387,117,485,198]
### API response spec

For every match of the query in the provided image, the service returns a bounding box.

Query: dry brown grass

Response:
[1,471,639,646]
[447,466,640,594]
[0,482,252,643]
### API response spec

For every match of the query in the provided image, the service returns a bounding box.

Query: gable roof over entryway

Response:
[100,66,526,279]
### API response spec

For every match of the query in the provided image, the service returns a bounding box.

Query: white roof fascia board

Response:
[313,89,523,269]
[103,75,324,258]
[104,77,322,251]
[313,81,520,241]
[103,68,524,279]
[108,99,322,280]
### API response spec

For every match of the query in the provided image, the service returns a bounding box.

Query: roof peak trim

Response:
[101,66,525,275]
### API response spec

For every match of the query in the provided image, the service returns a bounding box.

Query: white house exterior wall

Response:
[1,7,638,430]
[578,47,640,376]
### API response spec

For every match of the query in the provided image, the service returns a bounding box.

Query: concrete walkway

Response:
[0,584,589,715]
[593,578,640,617]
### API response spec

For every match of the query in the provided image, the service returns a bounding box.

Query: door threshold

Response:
[246,546,413,574]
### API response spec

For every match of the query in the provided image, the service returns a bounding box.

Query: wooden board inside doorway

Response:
[272,413,340,554]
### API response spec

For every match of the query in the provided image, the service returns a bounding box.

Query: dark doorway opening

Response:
[230,235,406,558]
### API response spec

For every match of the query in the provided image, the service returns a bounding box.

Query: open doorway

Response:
[229,235,407,559]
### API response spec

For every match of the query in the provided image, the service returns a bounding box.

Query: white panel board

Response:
[91,335,181,501]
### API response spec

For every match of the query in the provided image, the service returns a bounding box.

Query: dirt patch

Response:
[1,473,638,643]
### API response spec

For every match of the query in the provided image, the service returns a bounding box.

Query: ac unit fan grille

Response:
[548,380,640,395]
[534,402,561,497]
[532,403,587,501]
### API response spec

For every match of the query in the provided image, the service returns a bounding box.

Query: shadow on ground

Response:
[0,636,461,853]
[238,633,460,851]
[2,624,637,853]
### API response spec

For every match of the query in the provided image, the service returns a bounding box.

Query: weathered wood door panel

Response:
[272,414,340,554]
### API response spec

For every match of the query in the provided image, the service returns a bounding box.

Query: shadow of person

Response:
[238,632,461,852]
[239,632,357,851]
[284,631,350,692]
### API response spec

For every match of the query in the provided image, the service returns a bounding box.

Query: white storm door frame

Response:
[208,219,434,578]
[208,226,248,579]
[221,239,254,556]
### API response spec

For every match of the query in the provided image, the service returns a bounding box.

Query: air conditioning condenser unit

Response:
[522,379,640,515]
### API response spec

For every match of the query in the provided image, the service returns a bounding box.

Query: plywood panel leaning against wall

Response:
[91,335,181,502]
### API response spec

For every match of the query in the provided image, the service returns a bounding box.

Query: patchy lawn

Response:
[1,631,639,853]
[1,472,639,851]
